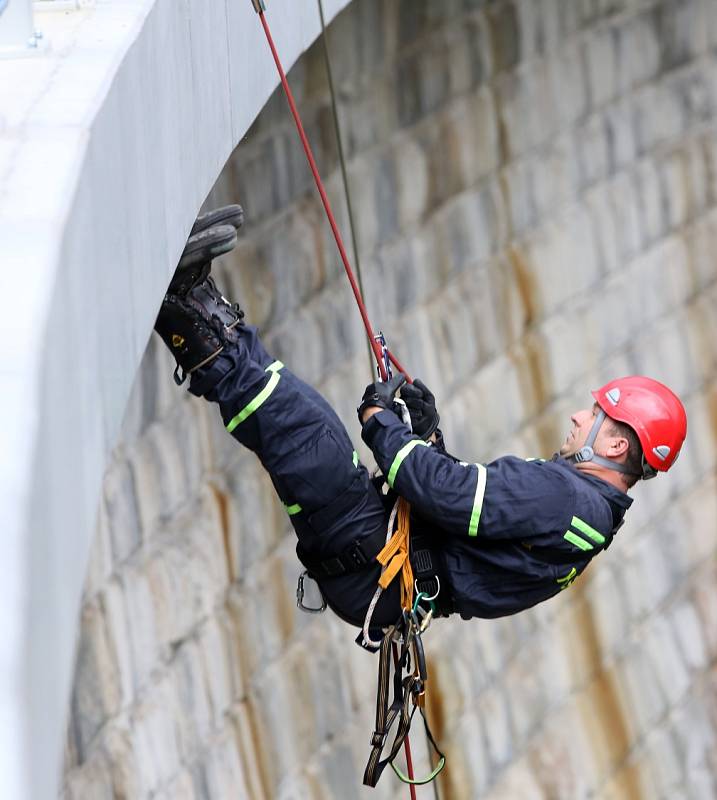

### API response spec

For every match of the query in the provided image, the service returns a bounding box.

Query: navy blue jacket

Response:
[362,409,633,619]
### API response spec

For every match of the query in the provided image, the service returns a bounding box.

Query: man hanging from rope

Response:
[155,205,688,635]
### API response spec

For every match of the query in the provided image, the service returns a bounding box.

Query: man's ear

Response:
[607,436,630,458]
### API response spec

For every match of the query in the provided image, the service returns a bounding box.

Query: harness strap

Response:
[296,527,387,578]
[376,498,413,610]
[362,620,445,787]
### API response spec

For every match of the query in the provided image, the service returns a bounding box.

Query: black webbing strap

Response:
[362,618,445,787]
[297,528,387,578]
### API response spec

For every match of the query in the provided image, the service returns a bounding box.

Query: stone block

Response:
[604,95,639,171]
[638,724,686,800]
[494,66,545,161]
[456,87,502,185]
[483,756,546,800]
[531,134,582,219]
[617,11,662,93]
[632,82,686,155]
[503,640,549,748]
[195,616,237,729]
[171,639,214,760]
[583,182,621,275]
[643,615,691,707]
[691,561,717,660]
[549,41,591,128]
[477,683,514,770]
[154,770,196,800]
[63,754,115,800]
[584,563,629,660]
[607,170,644,262]
[669,600,709,674]
[619,528,677,622]
[395,42,453,130]
[634,156,665,246]
[575,112,611,190]
[83,496,114,601]
[119,564,160,690]
[393,135,430,229]
[129,680,182,794]
[666,691,717,798]
[197,727,252,800]
[585,24,619,108]
[96,582,136,713]
[653,0,708,72]
[501,155,539,235]
[614,644,668,740]
[69,602,122,763]
[102,454,142,566]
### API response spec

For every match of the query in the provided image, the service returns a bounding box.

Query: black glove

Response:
[358,374,407,423]
[399,378,440,439]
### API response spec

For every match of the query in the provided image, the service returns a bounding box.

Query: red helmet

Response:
[592,376,687,473]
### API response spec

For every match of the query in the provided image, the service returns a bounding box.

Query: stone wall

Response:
[62,0,717,798]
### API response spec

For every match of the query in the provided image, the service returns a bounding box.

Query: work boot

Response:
[155,219,245,384]
[168,224,238,297]
[190,204,245,236]
[154,294,227,385]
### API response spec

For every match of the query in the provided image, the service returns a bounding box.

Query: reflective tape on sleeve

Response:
[564,531,593,551]
[570,515,605,544]
[226,369,282,432]
[387,440,429,488]
[468,463,487,536]
[285,503,302,516]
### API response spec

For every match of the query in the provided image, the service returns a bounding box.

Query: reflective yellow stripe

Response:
[571,515,605,544]
[564,531,593,551]
[353,450,359,467]
[226,367,282,432]
[285,503,302,516]
[557,567,577,590]
[387,440,429,488]
[468,464,487,537]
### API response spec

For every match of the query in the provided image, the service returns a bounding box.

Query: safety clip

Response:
[296,570,327,614]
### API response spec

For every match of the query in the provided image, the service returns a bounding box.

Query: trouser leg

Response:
[189,328,401,626]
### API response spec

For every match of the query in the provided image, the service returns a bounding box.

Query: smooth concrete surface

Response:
[0,1,350,798]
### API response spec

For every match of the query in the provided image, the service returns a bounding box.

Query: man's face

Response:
[559,403,601,458]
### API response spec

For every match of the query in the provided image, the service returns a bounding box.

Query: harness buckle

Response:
[296,570,327,614]
[348,542,368,568]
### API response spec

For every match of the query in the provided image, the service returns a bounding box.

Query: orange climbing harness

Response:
[377,498,414,611]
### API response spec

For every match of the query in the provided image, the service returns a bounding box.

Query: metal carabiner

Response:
[296,570,327,614]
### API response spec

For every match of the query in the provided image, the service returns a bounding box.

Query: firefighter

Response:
[154,208,688,629]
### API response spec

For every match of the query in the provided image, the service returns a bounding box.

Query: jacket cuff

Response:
[361,408,402,447]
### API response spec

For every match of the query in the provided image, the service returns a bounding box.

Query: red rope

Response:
[257,10,390,380]
[254,7,418,793]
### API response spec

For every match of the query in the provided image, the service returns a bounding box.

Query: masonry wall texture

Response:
[62,0,717,798]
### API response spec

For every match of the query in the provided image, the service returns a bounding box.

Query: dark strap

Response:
[410,534,453,617]
[297,528,387,578]
[362,619,445,787]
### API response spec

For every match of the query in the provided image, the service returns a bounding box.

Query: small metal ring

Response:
[414,576,440,602]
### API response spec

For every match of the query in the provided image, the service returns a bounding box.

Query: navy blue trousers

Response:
[189,326,400,626]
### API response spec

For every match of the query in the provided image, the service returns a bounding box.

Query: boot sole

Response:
[191,204,245,236]
[178,225,238,269]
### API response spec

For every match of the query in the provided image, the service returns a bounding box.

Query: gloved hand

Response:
[399,378,440,439]
[357,374,407,423]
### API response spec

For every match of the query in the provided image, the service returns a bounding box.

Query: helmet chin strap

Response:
[570,410,635,475]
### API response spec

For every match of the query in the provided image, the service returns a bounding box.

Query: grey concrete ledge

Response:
[0,1,350,798]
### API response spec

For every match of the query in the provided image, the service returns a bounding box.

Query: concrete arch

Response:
[1,2,351,798]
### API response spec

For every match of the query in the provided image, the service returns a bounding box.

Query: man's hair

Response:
[606,418,643,487]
